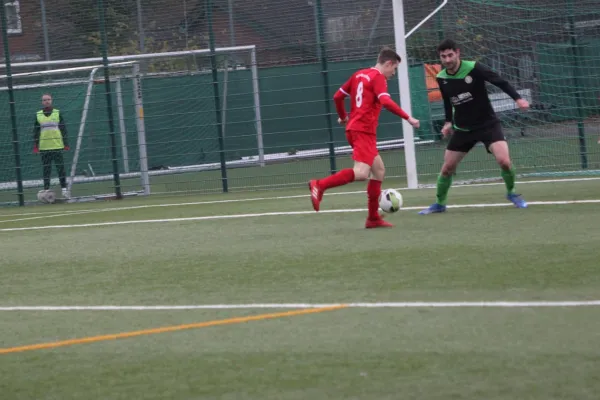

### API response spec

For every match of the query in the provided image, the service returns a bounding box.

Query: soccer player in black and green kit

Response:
[420,39,530,215]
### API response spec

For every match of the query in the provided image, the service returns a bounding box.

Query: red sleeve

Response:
[333,76,352,120]
[372,74,389,98]
[373,74,409,120]
[338,76,352,97]
[379,96,410,120]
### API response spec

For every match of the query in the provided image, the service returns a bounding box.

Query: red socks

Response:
[317,171,381,220]
[367,179,382,220]
[318,168,355,191]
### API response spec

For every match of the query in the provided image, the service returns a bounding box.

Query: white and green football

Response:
[37,189,56,204]
[378,188,403,213]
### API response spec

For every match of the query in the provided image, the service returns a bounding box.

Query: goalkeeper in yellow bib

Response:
[33,93,70,199]
[419,39,530,215]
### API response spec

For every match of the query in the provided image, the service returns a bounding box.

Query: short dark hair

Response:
[378,47,401,64]
[437,39,458,53]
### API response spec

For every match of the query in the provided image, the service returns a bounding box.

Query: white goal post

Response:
[393,0,448,189]
[63,62,149,196]
[0,61,149,197]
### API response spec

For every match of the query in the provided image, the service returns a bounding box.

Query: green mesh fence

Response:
[407,0,600,183]
[0,0,599,204]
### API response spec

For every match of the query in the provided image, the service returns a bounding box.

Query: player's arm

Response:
[59,113,69,149]
[474,62,529,109]
[437,77,453,123]
[437,77,454,136]
[373,75,419,128]
[33,118,40,152]
[333,77,352,122]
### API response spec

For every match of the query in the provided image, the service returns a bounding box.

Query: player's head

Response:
[437,39,460,71]
[376,47,401,79]
[41,93,53,108]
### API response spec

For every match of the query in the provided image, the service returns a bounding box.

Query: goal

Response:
[400,0,600,186]
[0,45,263,203]
[0,61,147,203]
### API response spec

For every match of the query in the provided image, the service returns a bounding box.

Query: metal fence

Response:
[1,0,599,205]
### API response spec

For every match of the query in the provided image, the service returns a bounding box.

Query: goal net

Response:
[0,46,262,203]
[401,0,600,185]
[2,0,599,203]
[0,62,145,204]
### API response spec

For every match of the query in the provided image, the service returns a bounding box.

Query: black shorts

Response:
[447,121,505,154]
[40,150,65,166]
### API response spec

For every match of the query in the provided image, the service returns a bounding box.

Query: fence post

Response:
[97,0,123,199]
[436,0,445,42]
[206,0,228,193]
[0,3,24,206]
[567,0,587,169]
[315,0,337,174]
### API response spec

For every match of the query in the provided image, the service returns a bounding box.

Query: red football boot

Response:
[308,180,323,212]
[365,217,394,229]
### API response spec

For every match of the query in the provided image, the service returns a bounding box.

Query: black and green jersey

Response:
[436,60,521,131]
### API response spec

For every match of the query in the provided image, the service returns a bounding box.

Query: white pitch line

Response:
[0,209,111,224]
[1,199,600,233]
[423,176,600,189]
[0,209,85,218]
[0,194,314,222]
[446,199,600,208]
[0,176,598,220]
[0,209,365,232]
[2,301,600,311]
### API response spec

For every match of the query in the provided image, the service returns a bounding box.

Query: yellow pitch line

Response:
[0,305,347,355]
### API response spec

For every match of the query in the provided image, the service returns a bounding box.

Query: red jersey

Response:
[333,67,409,135]
[337,68,390,135]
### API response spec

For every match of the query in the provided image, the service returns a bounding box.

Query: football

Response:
[378,188,403,213]
[37,189,56,204]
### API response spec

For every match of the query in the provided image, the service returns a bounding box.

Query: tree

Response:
[49,0,213,72]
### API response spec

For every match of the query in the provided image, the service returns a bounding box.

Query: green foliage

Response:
[454,15,488,60]
[408,31,440,63]
[53,0,212,72]
[408,15,488,63]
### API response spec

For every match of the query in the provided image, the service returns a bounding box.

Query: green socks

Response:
[436,174,453,206]
[434,168,514,206]
[501,167,516,194]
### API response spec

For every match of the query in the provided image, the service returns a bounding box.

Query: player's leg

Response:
[488,141,514,191]
[351,133,391,228]
[419,132,474,214]
[308,130,357,211]
[308,130,366,212]
[53,150,70,198]
[40,151,52,190]
[353,160,375,220]
[365,154,392,228]
[486,126,527,208]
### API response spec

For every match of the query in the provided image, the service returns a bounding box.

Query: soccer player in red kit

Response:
[308,47,420,228]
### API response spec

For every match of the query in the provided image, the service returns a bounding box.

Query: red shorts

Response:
[346,130,378,166]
